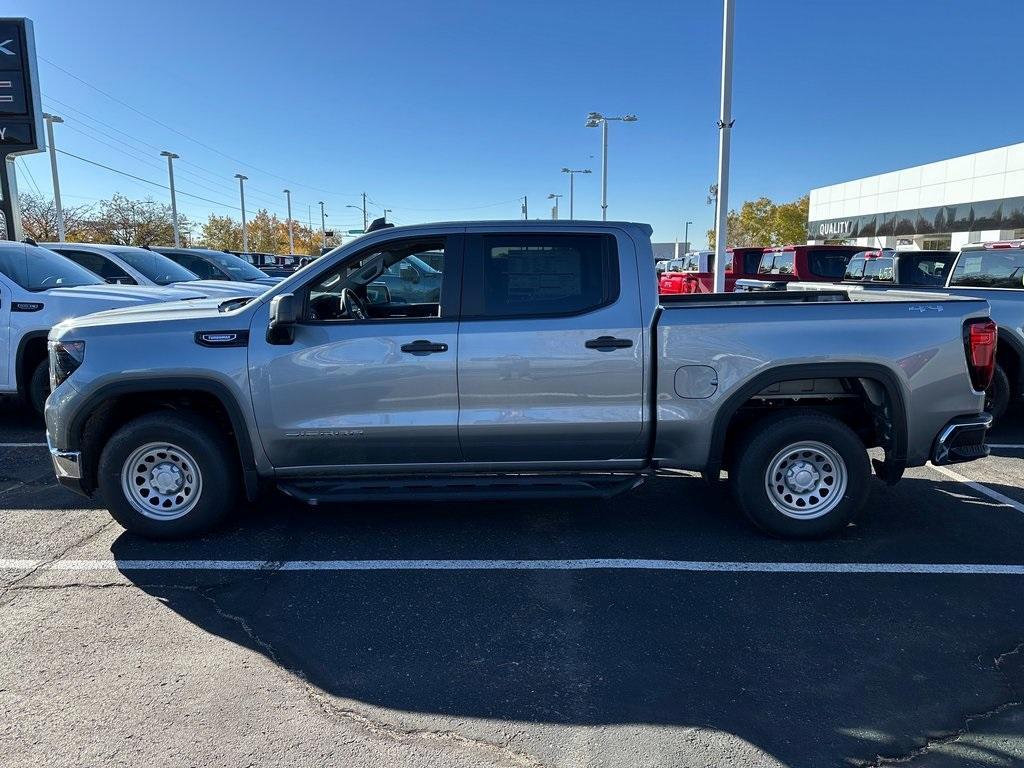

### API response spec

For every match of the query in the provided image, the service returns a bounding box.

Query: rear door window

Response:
[60,250,137,283]
[464,233,619,318]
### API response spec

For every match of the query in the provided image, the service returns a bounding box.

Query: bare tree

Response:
[19,192,94,242]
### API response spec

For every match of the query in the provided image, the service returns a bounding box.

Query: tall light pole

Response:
[42,113,66,241]
[684,220,692,253]
[283,189,294,254]
[318,201,326,246]
[547,193,562,220]
[713,0,735,292]
[521,196,528,220]
[561,168,591,220]
[235,174,249,252]
[585,112,638,221]
[160,151,180,246]
[382,208,391,223]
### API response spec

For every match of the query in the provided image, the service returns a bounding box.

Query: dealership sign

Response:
[0,18,42,155]
[807,195,1024,241]
[0,18,42,241]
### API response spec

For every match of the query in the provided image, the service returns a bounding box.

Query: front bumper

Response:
[47,434,89,496]
[931,414,992,465]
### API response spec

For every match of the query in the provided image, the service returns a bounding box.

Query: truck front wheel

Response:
[98,411,239,539]
[731,411,870,539]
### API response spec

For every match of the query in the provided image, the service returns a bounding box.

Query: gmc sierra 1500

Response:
[45,221,993,540]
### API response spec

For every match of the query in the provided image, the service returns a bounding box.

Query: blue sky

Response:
[10,0,1024,245]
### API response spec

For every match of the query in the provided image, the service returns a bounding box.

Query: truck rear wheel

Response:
[98,411,239,539]
[731,411,870,539]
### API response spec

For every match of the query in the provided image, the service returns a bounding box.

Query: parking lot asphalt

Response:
[1,397,1022,767]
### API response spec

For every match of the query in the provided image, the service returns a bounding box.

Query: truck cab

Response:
[735,245,863,292]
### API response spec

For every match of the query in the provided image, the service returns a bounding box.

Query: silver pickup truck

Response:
[830,241,1024,420]
[45,221,993,540]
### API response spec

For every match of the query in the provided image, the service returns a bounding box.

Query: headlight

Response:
[48,340,86,389]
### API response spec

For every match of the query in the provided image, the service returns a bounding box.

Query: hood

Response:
[250,276,284,286]
[38,284,208,324]
[173,279,269,297]
[51,296,251,335]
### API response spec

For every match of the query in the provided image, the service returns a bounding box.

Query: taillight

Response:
[964,319,997,392]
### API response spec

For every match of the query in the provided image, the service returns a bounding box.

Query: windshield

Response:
[195,250,270,281]
[114,248,201,285]
[949,249,1024,289]
[0,244,104,291]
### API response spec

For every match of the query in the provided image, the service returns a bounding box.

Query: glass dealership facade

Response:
[807,142,1024,250]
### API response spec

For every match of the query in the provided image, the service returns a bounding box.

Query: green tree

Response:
[19,192,94,242]
[199,214,242,251]
[706,194,809,249]
[88,194,186,246]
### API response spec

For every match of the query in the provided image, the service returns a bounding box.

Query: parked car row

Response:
[35,220,996,544]
[0,241,276,414]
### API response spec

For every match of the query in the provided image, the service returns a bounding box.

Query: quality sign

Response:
[0,18,43,155]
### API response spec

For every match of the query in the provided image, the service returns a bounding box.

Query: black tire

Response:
[97,411,239,539]
[985,364,1010,423]
[730,410,871,539]
[26,359,49,417]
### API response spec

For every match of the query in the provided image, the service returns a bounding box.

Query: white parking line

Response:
[1,558,1024,575]
[0,442,47,448]
[929,464,1024,514]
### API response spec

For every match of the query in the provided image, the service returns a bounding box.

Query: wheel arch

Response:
[69,377,260,501]
[15,330,49,398]
[706,362,908,482]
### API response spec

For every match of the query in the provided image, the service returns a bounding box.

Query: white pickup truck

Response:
[0,241,204,413]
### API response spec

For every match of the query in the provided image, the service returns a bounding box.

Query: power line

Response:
[40,56,362,200]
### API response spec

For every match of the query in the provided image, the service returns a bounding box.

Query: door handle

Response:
[585,336,634,351]
[401,339,449,355]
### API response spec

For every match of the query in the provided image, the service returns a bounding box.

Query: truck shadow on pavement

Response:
[108,475,1024,767]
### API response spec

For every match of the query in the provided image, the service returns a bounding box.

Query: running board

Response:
[277,473,646,505]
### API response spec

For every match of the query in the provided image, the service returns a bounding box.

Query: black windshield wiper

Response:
[218,296,256,312]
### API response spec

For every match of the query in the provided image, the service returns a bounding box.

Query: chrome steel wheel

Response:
[764,441,847,520]
[120,442,203,521]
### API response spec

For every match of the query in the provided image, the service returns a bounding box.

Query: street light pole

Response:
[586,113,637,222]
[318,201,326,247]
[684,220,692,252]
[713,0,735,293]
[160,151,180,247]
[43,113,66,241]
[235,174,249,252]
[547,193,562,220]
[361,192,368,230]
[561,168,592,220]
[521,196,528,220]
[283,189,294,253]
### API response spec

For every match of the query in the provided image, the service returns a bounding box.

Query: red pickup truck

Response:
[734,245,864,291]
[658,247,764,294]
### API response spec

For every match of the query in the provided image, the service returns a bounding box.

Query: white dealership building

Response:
[807,141,1024,249]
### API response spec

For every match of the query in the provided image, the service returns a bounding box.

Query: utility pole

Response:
[713,0,735,293]
[684,220,692,253]
[319,201,326,247]
[160,151,180,246]
[521,196,528,220]
[235,174,249,252]
[383,208,391,223]
[283,189,294,254]
[43,114,66,241]
[361,192,368,230]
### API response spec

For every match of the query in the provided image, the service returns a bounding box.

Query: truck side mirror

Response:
[267,293,299,345]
